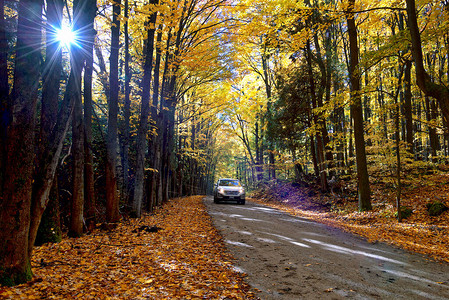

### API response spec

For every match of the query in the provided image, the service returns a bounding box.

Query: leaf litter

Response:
[251,174,449,263]
[0,196,255,299]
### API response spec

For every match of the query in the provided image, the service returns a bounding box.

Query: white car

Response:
[213,178,245,205]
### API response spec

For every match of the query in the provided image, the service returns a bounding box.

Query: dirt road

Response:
[204,197,449,299]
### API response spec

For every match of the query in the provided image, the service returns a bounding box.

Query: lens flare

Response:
[56,26,76,48]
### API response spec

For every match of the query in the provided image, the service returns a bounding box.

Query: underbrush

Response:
[250,173,449,262]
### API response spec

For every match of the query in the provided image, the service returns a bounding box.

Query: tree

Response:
[34,0,64,244]
[0,0,8,188]
[83,0,98,229]
[132,0,159,217]
[0,0,43,285]
[406,0,449,123]
[346,0,371,211]
[106,0,121,223]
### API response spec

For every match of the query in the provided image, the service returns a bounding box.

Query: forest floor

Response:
[0,196,255,299]
[251,172,449,263]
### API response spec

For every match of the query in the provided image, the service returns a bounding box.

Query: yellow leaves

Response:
[1,197,254,298]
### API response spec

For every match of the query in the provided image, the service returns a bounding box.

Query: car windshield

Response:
[218,180,241,187]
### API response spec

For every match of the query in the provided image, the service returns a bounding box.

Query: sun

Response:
[56,25,76,48]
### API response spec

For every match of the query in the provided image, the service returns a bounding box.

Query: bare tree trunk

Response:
[121,0,131,205]
[106,0,121,222]
[68,0,96,236]
[425,96,438,161]
[254,120,263,181]
[404,59,414,154]
[83,0,97,229]
[94,43,110,104]
[132,0,158,217]
[35,176,61,245]
[310,135,319,181]
[347,0,371,211]
[0,0,9,189]
[147,24,163,211]
[306,40,328,191]
[261,51,275,180]
[70,70,85,237]
[0,0,42,285]
[34,0,64,244]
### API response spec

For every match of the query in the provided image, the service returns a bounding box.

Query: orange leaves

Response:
[0,196,255,299]
[252,176,449,263]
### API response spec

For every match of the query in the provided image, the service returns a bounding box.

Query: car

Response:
[213,178,246,205]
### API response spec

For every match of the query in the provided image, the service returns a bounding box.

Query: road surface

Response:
[204,197,449,299]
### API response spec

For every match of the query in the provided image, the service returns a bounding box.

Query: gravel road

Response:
[204,197,449,299]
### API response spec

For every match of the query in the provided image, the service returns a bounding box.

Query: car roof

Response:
[218,178,239,181]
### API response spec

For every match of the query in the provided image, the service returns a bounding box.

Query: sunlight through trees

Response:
[0,0,448,285]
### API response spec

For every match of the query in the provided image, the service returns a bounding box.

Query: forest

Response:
[0,0,448,287]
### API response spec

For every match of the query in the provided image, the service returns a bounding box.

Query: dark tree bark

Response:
[83,0,97,230]
[254,120,263,181]
[106,0,121,223]
[35,177,61,245]
[261,50,275,180]
[121,0,131,205]
[147,24,163,211]
[68,0,94,237]
[346,0,371,211]
[0,0,43,285]
[306,40,328,191]
[313,33,334,172]
[132,0,158,217]
[428,97,439,160]
[0,0,8,189]
[397,13,414,155]
[406,0,449,122]
[70,65,85,237]
[34,0,64,245]
[28,6,84,254]
[154,29,173,206]
[403,59,414,153]
[94,43,111,104]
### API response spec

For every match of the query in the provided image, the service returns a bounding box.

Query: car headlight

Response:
[239,188,244,194]
[218,187,225,194]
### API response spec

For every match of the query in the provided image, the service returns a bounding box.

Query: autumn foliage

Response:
[0,196,255,299]
[252,174,449,263]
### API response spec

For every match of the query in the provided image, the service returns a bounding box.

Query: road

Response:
[204,197,449,299]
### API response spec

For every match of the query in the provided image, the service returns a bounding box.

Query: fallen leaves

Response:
[252,175,449,263]
[0,196,255,299]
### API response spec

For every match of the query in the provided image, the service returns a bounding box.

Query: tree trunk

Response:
[35,176,61,245]
[306,40,328,191]
[34,0,64,244]
[147,24,163,211]
[94,43,110,104]
[69,69,85,237]
[0,0,42,285]
[106,0,121,223]
[83,1,97,229]
[406,0,449,122]
[0,0,9,190]
[310,135,320,181]
[132,0,158,217]
[403,59,414,154]
[261,51,275,180]
[424,97,439,161]
[347,0,371,211]
[28,34,81,257]
[121,0,131,205]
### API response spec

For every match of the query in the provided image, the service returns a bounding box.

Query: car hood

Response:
[218,186,242,191]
